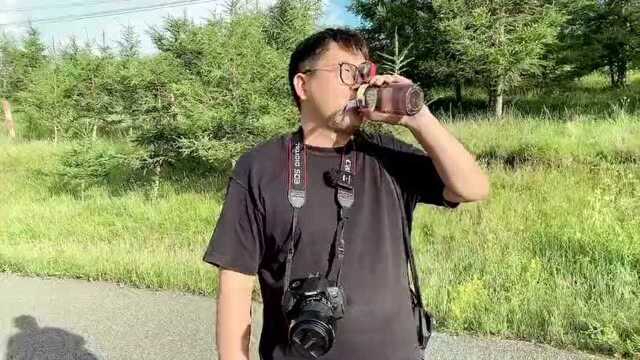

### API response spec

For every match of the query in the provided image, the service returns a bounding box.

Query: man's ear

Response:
[293,73,309,102]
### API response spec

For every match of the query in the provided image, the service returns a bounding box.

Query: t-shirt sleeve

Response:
[383,135,460,209]
[202,164,265,275]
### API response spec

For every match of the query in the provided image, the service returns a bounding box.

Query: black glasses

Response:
[302,61,377,86]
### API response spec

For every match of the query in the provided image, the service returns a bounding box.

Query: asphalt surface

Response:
[0,272,608,360]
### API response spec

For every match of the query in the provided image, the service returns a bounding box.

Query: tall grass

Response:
[0,140,227,296]
[414,162,639,356]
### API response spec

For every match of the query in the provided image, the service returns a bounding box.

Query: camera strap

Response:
[385,169,433,350]
[282,127,355,305]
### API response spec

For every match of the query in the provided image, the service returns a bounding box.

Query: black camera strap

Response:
[385,170,433,350]
[325,136,355,284]
[281,127,355,307]
[282,128,306,303]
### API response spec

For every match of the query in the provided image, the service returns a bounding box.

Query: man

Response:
[203,28,490,360]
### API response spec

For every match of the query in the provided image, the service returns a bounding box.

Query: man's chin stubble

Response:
[326,108,363,134]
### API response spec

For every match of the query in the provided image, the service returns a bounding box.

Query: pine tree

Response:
[434,0,565,117]
[21,26,47,72]
[117,24,141,59]
[265,0,323,53]
[554,0,640,88]
[377,27,414,76]
[351,0,443,88]
[0,26,47,98]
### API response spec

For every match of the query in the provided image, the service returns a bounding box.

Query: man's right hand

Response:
[216,268,255,360]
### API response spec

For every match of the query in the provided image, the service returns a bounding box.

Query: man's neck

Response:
[302,123,352,148]
[299,111,353,148]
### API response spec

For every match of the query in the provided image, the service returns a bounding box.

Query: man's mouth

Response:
[343,99,359,113]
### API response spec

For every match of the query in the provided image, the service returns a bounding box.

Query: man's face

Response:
[301,41,368,133]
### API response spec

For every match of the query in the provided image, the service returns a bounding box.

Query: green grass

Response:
[1,72,639,357]
[414,162,639,356]
[0,140,225,296]
[434,115,638,167]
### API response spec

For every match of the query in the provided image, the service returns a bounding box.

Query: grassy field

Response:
[1,72,639,357]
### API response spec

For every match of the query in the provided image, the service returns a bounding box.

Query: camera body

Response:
[281,273,346,359]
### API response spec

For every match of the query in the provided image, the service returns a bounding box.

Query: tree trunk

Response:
[608,51,628,89]
[152,162,162,200]
[2,98,16,139]
[496,91,503,118]
[487,87,497,115]
[609,63,616,88]
[495,78,504,118]
[616,46,628,88]
[454,81,463,108]
[616,58,627,88]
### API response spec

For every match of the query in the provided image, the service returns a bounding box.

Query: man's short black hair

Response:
[288,28,370,110]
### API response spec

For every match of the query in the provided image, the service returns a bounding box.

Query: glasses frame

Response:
[302,61,376,87]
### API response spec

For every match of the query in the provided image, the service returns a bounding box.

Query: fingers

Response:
[358,108,404,124]
[368,74,412,87]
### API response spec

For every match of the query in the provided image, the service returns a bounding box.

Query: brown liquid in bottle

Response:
[361,83,424,116]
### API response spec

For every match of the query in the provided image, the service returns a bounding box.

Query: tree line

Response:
[352,0,639,116]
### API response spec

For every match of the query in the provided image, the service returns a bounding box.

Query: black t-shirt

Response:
[202,128,459,360]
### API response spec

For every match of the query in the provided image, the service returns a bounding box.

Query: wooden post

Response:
[2,98,16,139]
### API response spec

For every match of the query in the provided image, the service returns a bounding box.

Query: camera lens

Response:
[288,299,336,358]
[290,318,333,358]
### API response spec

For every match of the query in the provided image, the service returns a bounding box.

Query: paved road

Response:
[0,272,607,360]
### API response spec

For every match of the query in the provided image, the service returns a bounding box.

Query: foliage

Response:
[433,0,565,116]
[6,1,321,184]
[551,0,640,88]
[351,0,445,88]
[376,27,414,76]
[0,27,46,99]
[55,140,134,196]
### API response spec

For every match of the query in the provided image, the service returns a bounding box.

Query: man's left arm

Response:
[360,74,490,204]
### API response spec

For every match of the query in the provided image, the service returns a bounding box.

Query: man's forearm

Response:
[403,107,490,202]
[216,272,251,360]
[216,289,252,359]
